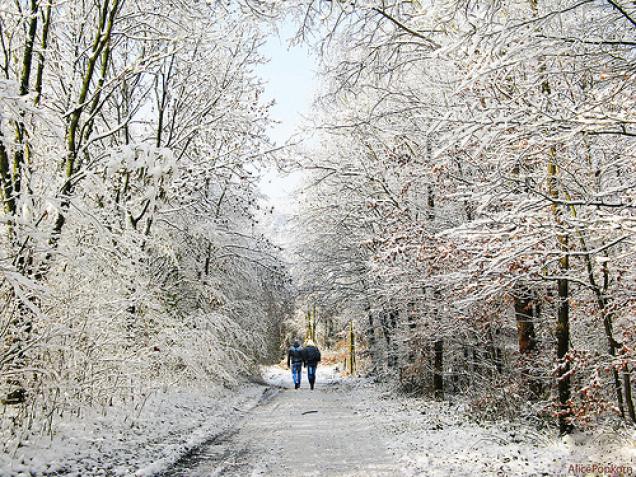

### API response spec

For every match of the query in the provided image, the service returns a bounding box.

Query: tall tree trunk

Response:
[601,260,634,422]
[587,254,625,418]
[555,273,572,434]
[623,372,636,422]
[389,309,399,369]
[427,182,444,398]
[365,305,382,375]
[348,320,356,375]
[12,0,39,201]
[379,309,398,371]
[1,0,42,406]
[548,151,573,434]
[0,130,16,221]
[33,1,53,107]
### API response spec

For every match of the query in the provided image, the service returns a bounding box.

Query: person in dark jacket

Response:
[287,340,305,389]
[303,339,321,390]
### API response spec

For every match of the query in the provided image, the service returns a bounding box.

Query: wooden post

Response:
[312,305,317,342]
[349,320,356,375]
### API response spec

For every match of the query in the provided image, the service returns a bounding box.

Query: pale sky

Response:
[257,19,317,203]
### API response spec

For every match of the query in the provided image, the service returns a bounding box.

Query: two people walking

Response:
[287,339,321,390]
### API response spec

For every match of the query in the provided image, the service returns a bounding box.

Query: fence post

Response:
[349,320,356,375]
[312,304,317,342]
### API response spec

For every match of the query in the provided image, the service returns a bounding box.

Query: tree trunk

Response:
[623,371,636,423]
[514,289,537,354]
[597,259,625,418]
[406,301,417,363]
[555,274,572,434]
[514,286,543,399]
[33,1,53,107]
[365,306,382,375]
[388,309,399,369]
[349,320,356,375]
[0,130,15,220]
[12,0,39,200]
[380,309,399,370]
[548,151,573,434]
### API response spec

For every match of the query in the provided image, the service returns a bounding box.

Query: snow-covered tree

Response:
[292,0,636,433]
[1,0,291,445]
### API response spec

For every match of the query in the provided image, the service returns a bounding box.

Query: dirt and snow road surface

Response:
[163,366,403,476]
[159,366,635,477]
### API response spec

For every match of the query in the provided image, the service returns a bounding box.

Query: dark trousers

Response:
[307,365,317,388]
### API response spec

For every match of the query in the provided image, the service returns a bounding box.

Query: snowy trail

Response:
[157,367,636,477]
[162,367,404,476]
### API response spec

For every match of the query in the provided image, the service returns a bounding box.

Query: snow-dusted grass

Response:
[0,384,265,477]
[351,382,636,477]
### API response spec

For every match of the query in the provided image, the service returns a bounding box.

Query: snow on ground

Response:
[3,368,635,476]
[1,383,265,477]
[260,366,636,476]
[351,382,636,477]
[172,365,399,476]
[260,363,342,388]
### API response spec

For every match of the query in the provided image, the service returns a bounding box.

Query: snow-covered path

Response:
[164,366,403,476]
[159,366,636,477]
